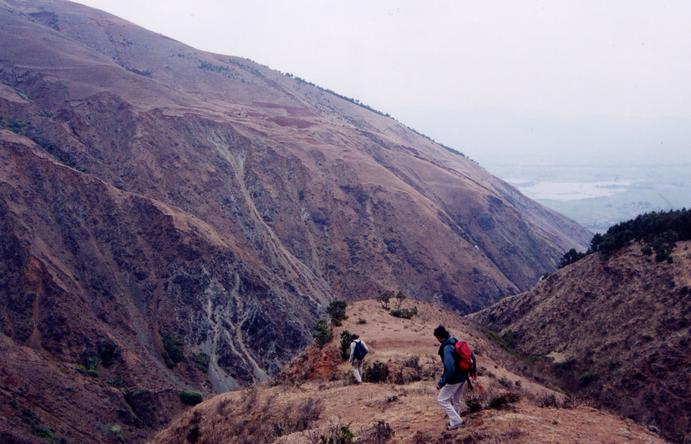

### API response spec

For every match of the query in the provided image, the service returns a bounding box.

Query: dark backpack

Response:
[353,340,367,360]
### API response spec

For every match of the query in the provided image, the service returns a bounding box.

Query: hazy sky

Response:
[76,0,691,165]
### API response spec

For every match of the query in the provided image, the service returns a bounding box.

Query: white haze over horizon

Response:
[76,0,691,166]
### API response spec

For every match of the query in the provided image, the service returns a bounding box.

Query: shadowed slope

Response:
[471,242,691,442]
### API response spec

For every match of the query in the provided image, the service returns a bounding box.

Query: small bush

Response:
[179,391,203,406]
[340,331,356,361]
[377,291,393,309]
[395,291,407,308]
[578,372,597,387]
[77,355,99,377]
[412,432,434,443]
[403,356,420,370]
[327,300,348,326]
[163,334,185,368]
[317,424,355,444]
[364,361,390,383]
[97,341,119,367]
[360,420,394,443]
[193,352,210,372]
[488,391,520,409]
[356,318,367,324]
[313,320,333,348]
[31,425,55,442]
[465,398,483,413]
[539,394,558,408]
[109,424,124,442]
[559,248,586,268]
[389,306,418,319]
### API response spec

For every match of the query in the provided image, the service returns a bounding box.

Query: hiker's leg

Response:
[452,381,465,414]
[352,360,362,383]
[437,383,463,427]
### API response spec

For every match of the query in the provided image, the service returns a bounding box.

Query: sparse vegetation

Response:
[487,391,521,409]
[359,420,394,443]
[193,352,210,372]
[364,361,390,383]
[97,341,119,366]
[340,330,356,361]
[326,300,348,326]
[162,333,185,368]
[314,423,355,444]
[313,320,333,348]
[11,400,57,443]
[485,329,518,352]
[538,394,559,408]
[578,371,597,387]
[465,398,483,413]
[207,391,323,443]
[559,248,586,268]
[389,306,418,319]
[109,424,124,442]
[377,290,393,309]
[395,291,407,308]
[32,425,56,443]
[179,390,203,406]
[556,209,691,267]
[77,355,99,377]
[591,209,690,259]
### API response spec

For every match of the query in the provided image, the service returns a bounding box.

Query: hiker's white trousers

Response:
[438,382,464,426]
[352,359,364,383]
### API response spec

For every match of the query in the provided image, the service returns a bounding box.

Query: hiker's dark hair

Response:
[433,325,449,339]
[351,334,359,340]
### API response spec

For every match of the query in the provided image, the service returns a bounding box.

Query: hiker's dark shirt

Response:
[437,337,465,387]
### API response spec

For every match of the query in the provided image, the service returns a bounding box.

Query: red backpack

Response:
[454,340,474,373]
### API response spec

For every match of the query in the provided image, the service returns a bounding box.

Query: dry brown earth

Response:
[471,242,691,442]
[156,301,665,443]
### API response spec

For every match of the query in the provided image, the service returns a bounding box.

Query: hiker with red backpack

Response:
[349,334,369,384]
[434,325,477,430]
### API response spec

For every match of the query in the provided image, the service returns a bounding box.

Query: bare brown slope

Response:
[0,1,590,442]
[0,0,589,309]
[155,300,664,444]
[0,131,323,443]
[470,242,691,442]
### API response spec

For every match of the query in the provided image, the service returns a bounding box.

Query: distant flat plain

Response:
[485,163,691,234]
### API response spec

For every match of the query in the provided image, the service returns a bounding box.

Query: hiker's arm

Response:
[349,342,355,363]
[438,345,455,388]
[471,352,478,379]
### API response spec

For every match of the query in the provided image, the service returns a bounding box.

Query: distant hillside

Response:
[559,208,691,268]
[471,241,691,442]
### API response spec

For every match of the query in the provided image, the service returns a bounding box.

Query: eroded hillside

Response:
[471,241,691,442]
[0,0,590,441]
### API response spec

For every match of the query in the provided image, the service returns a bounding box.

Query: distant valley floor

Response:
[486,163,691,233]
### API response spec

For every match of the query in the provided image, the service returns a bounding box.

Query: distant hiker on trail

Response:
[434,325,477,430]
[349,334,369,384]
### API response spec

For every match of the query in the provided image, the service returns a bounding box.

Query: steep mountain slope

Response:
[471,241,691,442]
[155,300,664,444]
[0,0,590,442]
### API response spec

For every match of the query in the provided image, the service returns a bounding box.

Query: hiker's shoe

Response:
[446,422,463,431]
